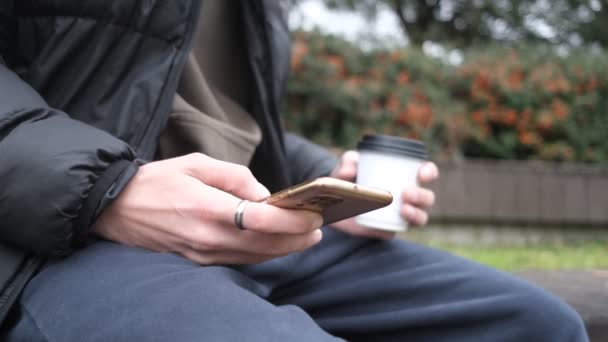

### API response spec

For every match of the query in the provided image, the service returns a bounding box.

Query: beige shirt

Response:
[158,0,262,166]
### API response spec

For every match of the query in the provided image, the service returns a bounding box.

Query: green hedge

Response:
[285,30,608,164]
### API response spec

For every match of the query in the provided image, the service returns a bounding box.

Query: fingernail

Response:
[313,229,323,242]
[256,182,271,199]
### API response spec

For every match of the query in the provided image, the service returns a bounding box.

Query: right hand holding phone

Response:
[92,153,323,265]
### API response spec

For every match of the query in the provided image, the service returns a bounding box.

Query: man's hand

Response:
[92,153,323,265]
[329,151,438,240]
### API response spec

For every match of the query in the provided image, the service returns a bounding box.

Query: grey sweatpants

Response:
[3,227,588,341]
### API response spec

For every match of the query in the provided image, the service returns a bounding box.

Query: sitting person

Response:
[0,1,587,341]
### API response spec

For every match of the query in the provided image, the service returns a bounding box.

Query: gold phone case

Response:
[265,177,393,224]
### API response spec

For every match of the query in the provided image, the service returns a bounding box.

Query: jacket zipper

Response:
[135,0,203,160]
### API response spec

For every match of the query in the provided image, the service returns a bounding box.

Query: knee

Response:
[510,286,587,341]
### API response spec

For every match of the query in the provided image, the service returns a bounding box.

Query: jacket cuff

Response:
[72,159,139,248]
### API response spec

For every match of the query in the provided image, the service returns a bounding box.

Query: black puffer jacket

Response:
[0,0,338,326]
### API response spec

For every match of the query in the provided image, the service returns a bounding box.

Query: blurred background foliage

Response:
[292,0,608,48]
[285,1,608,271]
[285,1,608,274]
[284,8,608,163]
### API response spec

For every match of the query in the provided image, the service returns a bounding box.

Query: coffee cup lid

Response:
[357,134,428,160]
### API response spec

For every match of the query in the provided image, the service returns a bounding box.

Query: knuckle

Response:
[229,165,256,191]
[183,153,210,175]
[234,165,254,180]
[187,152,207,164]
[195,202,221,223]
[190,234,220,252]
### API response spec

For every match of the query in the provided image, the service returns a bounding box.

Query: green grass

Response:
[428,242,608,271]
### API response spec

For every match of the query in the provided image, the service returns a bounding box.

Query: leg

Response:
[4,241,343,342]
[267,228,588,342]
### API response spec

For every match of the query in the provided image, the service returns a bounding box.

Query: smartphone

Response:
[264,177,393,224]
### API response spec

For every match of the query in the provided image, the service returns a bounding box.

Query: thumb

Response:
[180,153,270,201]
[332,150,359,181]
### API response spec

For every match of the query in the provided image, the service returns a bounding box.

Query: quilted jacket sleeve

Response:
[0,63,140,257]
[0,5,139,257]
[284,133,339,184]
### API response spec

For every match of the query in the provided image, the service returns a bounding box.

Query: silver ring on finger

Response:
[234,199,250,231]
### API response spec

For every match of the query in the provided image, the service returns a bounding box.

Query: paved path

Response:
[516,270,608,341]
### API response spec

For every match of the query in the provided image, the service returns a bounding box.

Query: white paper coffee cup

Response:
[355,135,428,232]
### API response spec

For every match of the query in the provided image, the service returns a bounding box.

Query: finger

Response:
[234,229,323,256]
[401,205,429,226]
[193,193,323,255]
[180,249,277,266]
[241,202,323,234]
[190,184,244,226]
[183,214,322,256]
[333,150,359,181]
[182,153,270,201]
[401,187,436,209]
[330,218,396,240]
[189,185,323,235]
[417,162,439,184]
